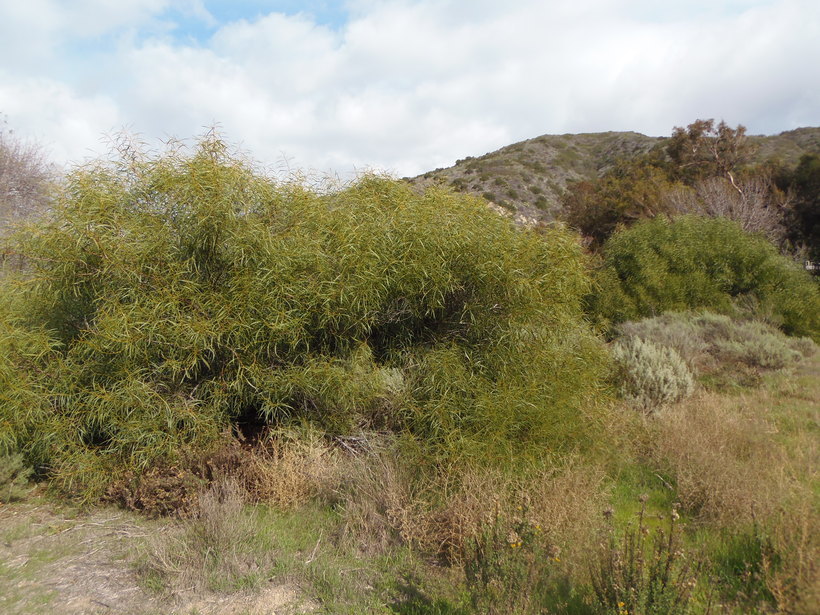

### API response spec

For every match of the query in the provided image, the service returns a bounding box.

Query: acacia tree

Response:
[0,134,608,497]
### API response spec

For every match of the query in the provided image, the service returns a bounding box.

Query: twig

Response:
[655,473,674,491]
[305,530,323,564]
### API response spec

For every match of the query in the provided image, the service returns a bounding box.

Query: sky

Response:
[1,0,818,177]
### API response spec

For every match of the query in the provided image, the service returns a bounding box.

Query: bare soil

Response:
[0,501,314,615]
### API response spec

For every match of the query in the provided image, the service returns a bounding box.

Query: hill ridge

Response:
[406,126,820,222]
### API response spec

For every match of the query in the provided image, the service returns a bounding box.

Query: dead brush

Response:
[106,430,349,519]
[209,430,347,509]
[339,449,606,569]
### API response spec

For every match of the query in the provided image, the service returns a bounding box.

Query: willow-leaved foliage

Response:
[0,136,608,496]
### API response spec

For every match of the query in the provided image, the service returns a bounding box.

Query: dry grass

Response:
[451,462,607,572]
[652,390,791,524]
[339,447,607,570]
[651,355,819,614]
[764,496,820,615]
[336,444,422,555]
[139,478,278,594]
[220,431,347,509]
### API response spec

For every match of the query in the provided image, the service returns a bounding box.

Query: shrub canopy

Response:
[0,136,608,496]
[590,216,820,340]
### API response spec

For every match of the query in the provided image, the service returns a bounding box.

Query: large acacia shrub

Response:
[590,216,820,341]
[0,136,608,497]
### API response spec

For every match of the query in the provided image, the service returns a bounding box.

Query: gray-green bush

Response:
[0,134,608,498]
[611,336,694,412]
[0,452,33,502]
[618,311,815,387]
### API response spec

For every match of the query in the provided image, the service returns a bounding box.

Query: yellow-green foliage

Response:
[0,135,608,497]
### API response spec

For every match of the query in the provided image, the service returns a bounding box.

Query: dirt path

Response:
[0,501,314,615]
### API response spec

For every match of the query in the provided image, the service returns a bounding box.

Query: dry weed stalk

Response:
[591,499,703,615]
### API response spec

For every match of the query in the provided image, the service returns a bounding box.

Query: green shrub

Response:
[0,134,608,497]
[611,337,694,412]
[591,216,820,341]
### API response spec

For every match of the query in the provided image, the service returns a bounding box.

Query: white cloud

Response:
[0,0,818,175]
[0,76,122,165]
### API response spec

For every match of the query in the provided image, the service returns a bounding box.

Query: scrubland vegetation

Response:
[1,121,818,614]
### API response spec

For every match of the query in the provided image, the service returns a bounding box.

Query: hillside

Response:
[406,126,820,223]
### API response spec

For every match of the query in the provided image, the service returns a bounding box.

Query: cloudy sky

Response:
[1,0,818,177]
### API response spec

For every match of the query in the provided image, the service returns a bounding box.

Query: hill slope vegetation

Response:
[407,126,820,222]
